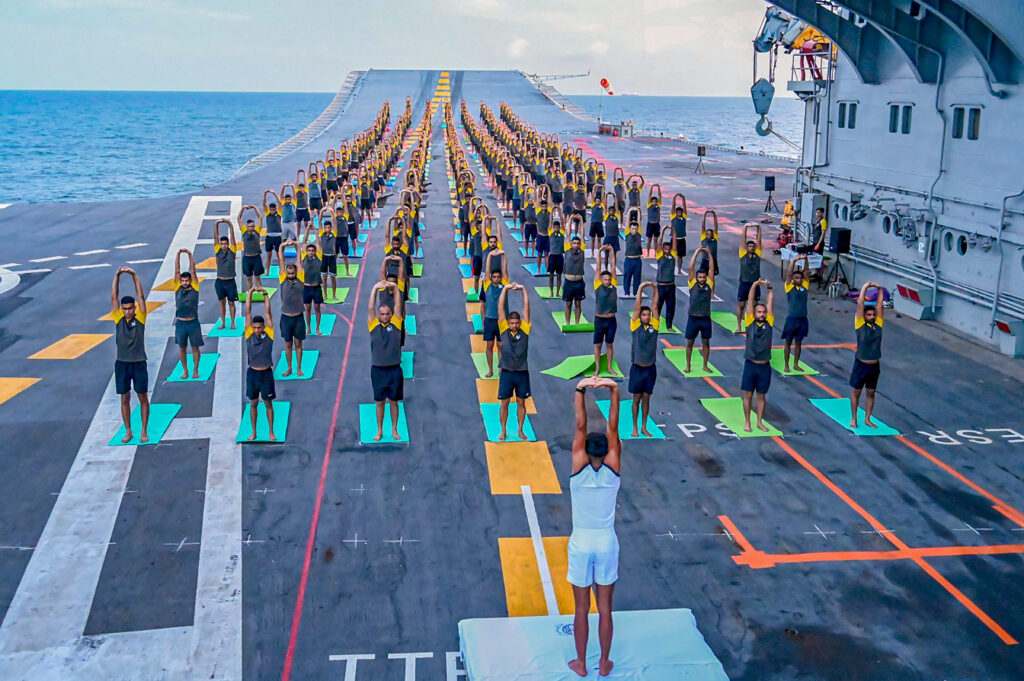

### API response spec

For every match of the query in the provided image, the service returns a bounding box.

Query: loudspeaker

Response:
[764,176,776,192]
[829,227,851,254]
[696,145,707,157]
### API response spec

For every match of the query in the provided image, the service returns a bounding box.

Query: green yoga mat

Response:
[236,401,290,443]
[699,397,782,438]
[408,287,420,303]
[480,402,536,442]
[470,313,483,334]
[466,288,480,303]
[307,314,336,337]
[412,263,423,277]
[167,352,220,382]
[323,288,350,304]
[401,351,414,379]
[661,349,723,378]
[109,403,181,446]
[659,324,683,335]
[274,350,319,380]
[596,399,665,440]
[406,315,417,335]
[534,286,562,299]
[769,348,820,376]
[472,352,498,379]
[337,264,360,278]
[541,354,622,379]
[239,287,278,302]
[551,311,594,332]
[208,317,244,338]
[359,402,409,443]
[810,397,900,436]
[711,310,741,332]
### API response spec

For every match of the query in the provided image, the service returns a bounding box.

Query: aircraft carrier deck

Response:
[0,69,1022,681]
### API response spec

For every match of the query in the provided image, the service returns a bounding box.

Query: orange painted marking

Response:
[660,341,856,351]
[804,374,841,398]
[703,376,731,398]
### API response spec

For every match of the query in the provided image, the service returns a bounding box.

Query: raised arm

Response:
[650,281,660,319]
[262,289,273,330]
[572,378,590,463]
[186,248,196,277]
[763,279,774,318]
[755,223,763,250]
[391,281,404,320]
[367,281,383,324]
[745,281,760,318]
[688,247,703,280]
[497,285,510,324]
[876,284,884,322]
[174,249,183,284]
[520,284,531,324]
[110,269,122,313]
[632,281,650,320]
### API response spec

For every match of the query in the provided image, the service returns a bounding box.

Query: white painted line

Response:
[10,268,52,274]
[521,485,559,616]
[389,652,433,679]
[115,242,147,249]
[0,262,20,268]
[29,255,66,263]
[0,204,11,209]
[127,258,163,264]
[194,238,215,245]
[0,267,21,296]
[69,263,112,270]
[74,249,109,256]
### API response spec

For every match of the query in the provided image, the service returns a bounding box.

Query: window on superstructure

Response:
[848,103,857,128]
[952,106,982,140]
[952,107,965,139]
[889,105,899,133]
[838,103,846,128]
[901,105,912,134]
[968,107,981,140]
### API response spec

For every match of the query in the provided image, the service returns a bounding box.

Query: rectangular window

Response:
[889,104,899,133]
[837,102,847,128]
[968,107,981,140]
[952,107,965,139]
[848,103,857,129]
[901,105,912,134]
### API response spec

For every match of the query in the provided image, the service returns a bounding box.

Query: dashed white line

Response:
[0,262,20,268]
[74,249,109,256]
[10,268,52,274]
[69,263,111,270]
[29,256,66,263]
[115,242,148,249]
[127,258,163,264]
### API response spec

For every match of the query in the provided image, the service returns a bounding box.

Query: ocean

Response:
[0,91,802,204]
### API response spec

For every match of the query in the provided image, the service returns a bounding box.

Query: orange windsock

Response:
[600,78,613,95]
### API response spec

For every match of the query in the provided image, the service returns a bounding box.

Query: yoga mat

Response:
[401,351,414,379]
[274,350,319,380]
[307,314,337,336]
[662,349,723,378]
[522,262,548,276]
[263,265,279,279]
[208,318,244,338]
[534,286,562,299]
[466,288,480,302]
[504,220,517,229]
[235,401,290,443]
[406,315,417,335]
[358,402,409,444]
[238,287,277,302]
[357,233,369,243]
[456,247,469,258]
[323,288,349,304]
[167,352,220,382]
[551,311,594,332]
[480,402,536,442]
[700,397,782,438]
[518,247,532,257]
[470,314,483,334]
[109,403,181,446]
[459,263,473,278]
[471,352,498,379]
[769,348,820,376]
[407,287,419,303]
[711,310,742,332]
[596,399,665,439]
[337,264,361,278]
[412,263,423,277]
[507,231,524,242]
[541,354,622,379]
[810,397,900,436]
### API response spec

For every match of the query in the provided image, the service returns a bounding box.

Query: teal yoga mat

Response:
[769,348,819,376]
[662,349,723,378]
[406,315,417,335]
[408,287,420,303]
[466,288,480,302]
[522,262,548,276]
[596,399,665,439]
[700,397,782,437]
[810,397,900,436]
[236,401,290,443]
[167,352,220,382]
[479,402,536,442]
[401,351,414,379]
[208,317,244,338]
[109,403,181,446]
[359,402,409,443]
[307,314,336,337]
[459,263,473,278]
[470,313,483,334]
[274,350,319,380]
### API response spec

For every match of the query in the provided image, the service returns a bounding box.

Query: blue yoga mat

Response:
[522,262,548,276]
[479,402,536,442]
[810,397,900,436]
[236,401,290,443]
[596,398,665,439]
[306,314,336,337]
[358,402,409,443]
[208,317,244,338]
[274,350,319,380]
[109,403,181,446]
[459,263,474,278]
[167,352,219,382]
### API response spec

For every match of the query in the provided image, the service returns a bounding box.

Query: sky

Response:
[1,0,774,96]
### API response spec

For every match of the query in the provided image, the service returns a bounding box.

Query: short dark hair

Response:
[600,270,612,278]
[219,236,230,242]
[252,315,265,324]
[181,271,192,278]
[754,302,767,312]
[585,432,609,457]
[640,305,651,314]
[571,236,581,242]
[508,311,521,321]
[746,240,756,246]
[120,295,135,305]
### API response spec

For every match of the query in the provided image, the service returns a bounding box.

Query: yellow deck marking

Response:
[465,302,480,321]
[476,379,537,413]
[153,276,205,292]
[196,256,218,270]
[463,277,476,292]
[498,537,594,616]
[30,333,111,360]
[98,300,164,321]
[0,377,41,406]
[470,335,487,353]
[485,442,558,494]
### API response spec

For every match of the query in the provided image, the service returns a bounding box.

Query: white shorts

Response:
[567,529,619,587]
[283,223,298,241]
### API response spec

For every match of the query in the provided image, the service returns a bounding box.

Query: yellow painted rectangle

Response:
[0,377,41,406]
[439,77,450,84]
[466,302,481,321]
[462,277,476,293]
[30,333,111,360]
[470,335,487,353]
[476,378,537,413]
[153,276,205,292]
[196,255,218,270]
[485,441,558,494]
[544,537,596,615]
[498,536,593,617]
[98,300,164,321]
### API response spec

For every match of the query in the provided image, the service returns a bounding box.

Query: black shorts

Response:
[246,367,276,401]
[215,277,238,302]
[114,360,148,395]
[360,198,373,210]
[849,359,880,390]
[536,235,550,256]
[347,222,358,241]
[371,364,404,402]
[322,254,337,275]
[325,179,339,192]
[498,369,531,400]
[547,254,564,274]
[684,315,712,341]
[781,316,809,341]
[562,279,585,302]
[242,255,264,277]
[302,285,323,305]
[309,197,323,211]
[741,360,772,394]
[628,363,657,395]
[553,191,563,203]
[589,222,605,238]
[280,313,306,343]
[265,235,282,253]
[737,280,760,303]
[646,222,660,238]
[512,198,521,212]
[674,236,687,256]
[471,255,483,277]
[483,317,500,341]
[524,223,538,239]
[593,316,617,344]
[296,208,311,222]
[338,239,350,256]
[174,318,204,348]
[505,187,513,201]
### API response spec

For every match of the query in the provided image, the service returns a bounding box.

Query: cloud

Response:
[642,24,703,54]
[41,0,249,21]
[588,40,610,56]
[507,37,528,58]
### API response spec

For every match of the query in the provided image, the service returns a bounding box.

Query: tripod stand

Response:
[764,190,779,212]
[694,157,706,174]
[822,251,850,294]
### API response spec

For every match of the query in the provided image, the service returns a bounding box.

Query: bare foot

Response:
[599,659,614,677]
[702,364,711,373]
[268,432,277,441]
[783,364,790,373]
[743,422,752,433]
[373,430,383,442]
[865,418,877,428]
[315,327,321,335]
[192,370,200,379]
[757,421,770,432]
[139,431,149,443]
[230,320,236,330]
[180,370,189,380]
[121,430,134,444]
[297,368,304,377]
[641,427,652,437]
[485,370,493,378]
[517,428,527,440]
[247,431,257,441]
[282,368,293,377]
[391,428,401,441]
[592,370,600,378]
[849,420,858,429]
[217,321,225,330]
[631,428,639,438]
[568,659,587,677]
[793,362,803,372]
[498,429,507,441]
[684,364,692,374]
[734,327,743,335]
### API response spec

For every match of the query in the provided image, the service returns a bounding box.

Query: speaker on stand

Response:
[763,175,778,212]
[823,227,852,295]
[694,145,707,174]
